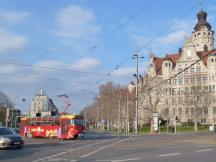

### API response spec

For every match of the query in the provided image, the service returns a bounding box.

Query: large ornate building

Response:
[140,9,216,126]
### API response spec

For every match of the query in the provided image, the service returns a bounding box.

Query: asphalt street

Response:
[1,131,216,162]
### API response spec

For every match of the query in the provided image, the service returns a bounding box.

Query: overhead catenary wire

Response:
[106,1,200,77]
[75,0,157,60]
[0,61,131,79]
[0,0,157,87]
[0,73,97,85]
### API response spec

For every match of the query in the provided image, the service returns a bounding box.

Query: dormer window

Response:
[165,63,168,67]
[169,63,171,67]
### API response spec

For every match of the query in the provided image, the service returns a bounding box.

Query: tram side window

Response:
[55,121,60,126]
[36,122,41,126]
[71,119,84,126]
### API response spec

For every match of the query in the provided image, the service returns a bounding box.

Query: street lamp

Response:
[132,53,144,135]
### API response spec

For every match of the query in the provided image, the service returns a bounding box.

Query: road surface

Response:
[1,131,216,162]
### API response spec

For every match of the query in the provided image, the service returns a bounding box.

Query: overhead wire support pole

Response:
[132,50,144,135]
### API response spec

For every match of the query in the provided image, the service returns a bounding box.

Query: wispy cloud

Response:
[55,5,100,39]
[71,57,100,70]
[156,30,187,45]
[131,19,193,54]
[0,10,31,24]
[0,29,27,54]
[54,5,101,54]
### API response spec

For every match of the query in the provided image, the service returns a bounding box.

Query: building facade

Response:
[140,9,216,126]
[30,89,59,117]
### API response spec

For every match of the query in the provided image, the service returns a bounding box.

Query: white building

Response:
[141,9,216,126]
[30,89,58,117]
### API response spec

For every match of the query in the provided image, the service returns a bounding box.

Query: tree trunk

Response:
[150,119,153,133]
[194,112,198,131]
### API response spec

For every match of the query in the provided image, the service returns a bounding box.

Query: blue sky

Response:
[0,0,216,113]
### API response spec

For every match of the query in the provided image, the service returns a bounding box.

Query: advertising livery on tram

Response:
[20,114,85,140]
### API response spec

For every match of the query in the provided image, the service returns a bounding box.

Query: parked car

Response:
[10,128,20,135]
[0,127,24,149]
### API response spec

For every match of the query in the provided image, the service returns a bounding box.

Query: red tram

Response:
[20,114,85,139]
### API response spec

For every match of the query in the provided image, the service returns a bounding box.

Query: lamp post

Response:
[132,52,144,135]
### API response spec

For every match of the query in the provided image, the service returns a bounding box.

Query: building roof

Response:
[154,53,180,75]
[194,10,211,32]
[153,50,216,75]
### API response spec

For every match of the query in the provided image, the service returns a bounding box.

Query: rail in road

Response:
[1,132,216,162]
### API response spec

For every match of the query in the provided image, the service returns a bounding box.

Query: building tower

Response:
[191,9,214,52]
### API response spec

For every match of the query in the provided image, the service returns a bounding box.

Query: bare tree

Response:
[184,85,212,131]
[139,75,165,133]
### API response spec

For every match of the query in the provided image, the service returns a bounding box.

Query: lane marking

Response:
[32,138,117,162]
[47,158,77,162]
[196,148,213,152]
[79,137,131,158]
[81,149,99,158]
[159,153,181,157]
[115,147,136,150]
[98,137,131,150]
[96,157,141,162]
[112,157,141,162]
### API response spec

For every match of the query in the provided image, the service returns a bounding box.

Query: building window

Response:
[165,62,168,66]
[213,107,216,114]
[191,107,195,115]
[165,108,169,116]
[185,107,189,114]
[178,78,183,85]
[203,77,208,83]
[212,75,215,81]
[212,58,214,62]
[178,107,182,115]
[204,86,208,91]
[197,77,202,83]
[209,85,212,92]
[184,77,189,84]
[201,118,207,124]
[191,78,196,84]
[196,67,201,72]
[165,99,169,105]
[185,87,190,93]
[212,85,215,92]
[178,98,183,104]
[190,67,195,73]
[172,99,176,105]
[173,108,176,115]
[203,108,208,115]
[173,79,177,84]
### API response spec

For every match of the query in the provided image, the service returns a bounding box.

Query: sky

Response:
[0,0,216,114]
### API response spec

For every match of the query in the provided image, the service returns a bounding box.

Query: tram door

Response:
[61,119,69,136]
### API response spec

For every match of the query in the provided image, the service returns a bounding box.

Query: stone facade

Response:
[30,89,59,117]
[140,10,216,126]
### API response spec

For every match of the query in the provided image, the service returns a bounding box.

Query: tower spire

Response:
[200,0,204,11]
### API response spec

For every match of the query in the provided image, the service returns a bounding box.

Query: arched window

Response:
[165,62,168,67]
[212,58,214,63]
